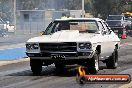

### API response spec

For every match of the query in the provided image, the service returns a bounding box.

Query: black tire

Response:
[30,59,42,75]
[55,63,65,69]
[106,48,118,69]
[55,63,65,73]
[88,51,99,74]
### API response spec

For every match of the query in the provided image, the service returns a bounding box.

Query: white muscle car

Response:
[26,18,120,75]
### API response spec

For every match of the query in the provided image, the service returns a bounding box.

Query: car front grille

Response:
[39,42,77,52]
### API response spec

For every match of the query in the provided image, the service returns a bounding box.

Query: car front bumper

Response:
[26,51,94,60]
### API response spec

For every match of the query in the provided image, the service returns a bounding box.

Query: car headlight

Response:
[26,43,39,50]
[78,43,92,50]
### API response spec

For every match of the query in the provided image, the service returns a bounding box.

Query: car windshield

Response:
[106,21,121,26]
[44,20,98,35]
[107,16,122,20]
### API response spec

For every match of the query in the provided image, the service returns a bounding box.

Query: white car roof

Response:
[55,18,102,22]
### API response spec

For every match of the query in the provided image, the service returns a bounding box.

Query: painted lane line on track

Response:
[120,43,132,47]
[0,58,30,66]
[0,47,26,60]
[118,67,132,88]
[108,62,132,88]
[0,43,26,60]
[0,43,25,50]
[119,82,132,88]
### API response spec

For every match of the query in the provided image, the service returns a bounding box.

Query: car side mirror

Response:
[39,31,45,35]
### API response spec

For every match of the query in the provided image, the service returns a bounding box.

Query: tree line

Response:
[15,0,132,19]
[0,0,131,22]
[85,0,131,19]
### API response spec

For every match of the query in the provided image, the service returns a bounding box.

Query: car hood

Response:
[27,30,99,43]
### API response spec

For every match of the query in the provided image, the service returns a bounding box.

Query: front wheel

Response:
[106,48,118,69]
[30,59,42,75]
[88,51,99,74]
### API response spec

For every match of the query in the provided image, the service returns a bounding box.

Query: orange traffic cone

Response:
[121,34,127,39]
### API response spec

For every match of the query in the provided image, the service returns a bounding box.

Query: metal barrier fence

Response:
[15,10,82,34]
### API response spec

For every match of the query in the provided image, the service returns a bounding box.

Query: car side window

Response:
[103,22,112,34]
[98,21,104,31]
[102,22,109,35]
[98,21,106,35]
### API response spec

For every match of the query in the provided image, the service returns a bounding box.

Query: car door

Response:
[98,21,114,58]
[102,21,115,55]
[97,21,108,57]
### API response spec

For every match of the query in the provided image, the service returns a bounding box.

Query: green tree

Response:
[65,0,82,10]
[21,0,40,10]
[84,0,93,13]
[90,0,129,19]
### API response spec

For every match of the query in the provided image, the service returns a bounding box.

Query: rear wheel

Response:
[88,51,99,74]
[30,59,42,75]
[106,48,118,69]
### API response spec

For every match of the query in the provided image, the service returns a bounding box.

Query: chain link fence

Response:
[0,0,83,35]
